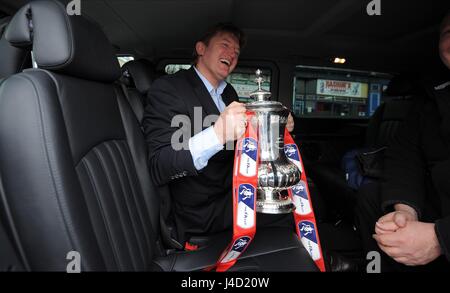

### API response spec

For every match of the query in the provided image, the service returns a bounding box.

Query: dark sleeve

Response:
[381,103,426,218]
[142,77,198,186]
[435,216,450,262]
[365,103,385,147]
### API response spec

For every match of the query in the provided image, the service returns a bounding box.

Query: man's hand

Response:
[213,101,247,145]
[287,113,295,132]
[374,204,418,235]
[373,221,442,266]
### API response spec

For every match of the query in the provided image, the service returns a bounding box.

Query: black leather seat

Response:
[364,76,416,148]
[1,0,160,271]
[0,18,31,83]
[0,17,31,272]
[120,59,159,123]
[0,0,317,271]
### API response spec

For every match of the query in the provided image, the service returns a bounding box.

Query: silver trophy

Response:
[246,69,301,214]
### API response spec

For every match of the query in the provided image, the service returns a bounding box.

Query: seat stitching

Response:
[93,145,138,270]
[113,140,154,253]
[104,141,148,268]
[81,157,122,270]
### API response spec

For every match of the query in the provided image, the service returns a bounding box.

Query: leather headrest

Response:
[4,0,120,83]
[384,75,416,96]
[121,59,158,94]
[0,17,11,35]
[0,20,31,79]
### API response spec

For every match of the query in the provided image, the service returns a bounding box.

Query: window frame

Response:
[293,65,392,119]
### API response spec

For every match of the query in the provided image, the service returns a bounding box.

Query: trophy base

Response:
[256,199,295,214]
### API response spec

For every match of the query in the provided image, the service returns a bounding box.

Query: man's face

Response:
[196,32,240,85]
[440,17,450,69]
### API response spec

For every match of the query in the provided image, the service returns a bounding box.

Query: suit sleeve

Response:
[435,216,450,261]
[142,77,198,186]
[381,102,426,218]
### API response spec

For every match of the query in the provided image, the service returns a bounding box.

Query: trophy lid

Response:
[247,69,286,113]
[249,69,272,102]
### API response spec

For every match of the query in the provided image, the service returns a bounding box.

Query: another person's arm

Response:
[381,103,426,217]
[374,101,445,265]
[435,216,450,261]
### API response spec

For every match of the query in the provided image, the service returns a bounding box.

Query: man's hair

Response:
[193,23,246,64]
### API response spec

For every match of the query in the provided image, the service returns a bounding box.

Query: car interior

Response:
[0,0,450,272]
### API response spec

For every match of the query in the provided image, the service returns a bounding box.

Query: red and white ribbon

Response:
[213,111,325,272]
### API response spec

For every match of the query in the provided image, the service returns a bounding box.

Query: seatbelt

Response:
[210,112,326,272]
[119,82,141,122]
[119,82,132,106]
[0,174,30,271]
[159,213,184,251]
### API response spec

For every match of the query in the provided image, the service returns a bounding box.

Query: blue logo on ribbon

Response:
[238,184,255,209]
[299,221,317,243]
[232,236,251,252]
[292,181,308,200]
[284,144,299,161]
[242,138,257,161]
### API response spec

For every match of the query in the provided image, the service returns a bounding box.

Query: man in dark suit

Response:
[143,23,294,244]
[355,11,450,271]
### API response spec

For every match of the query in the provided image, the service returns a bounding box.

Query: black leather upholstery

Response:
[0,68,161,270]
[0,220,23,271]
[0,19,31,80]
[0,17,30,272]
[365,98,413,148]
[366,75,416,148]
[154,228,317,272]
[5,0,120,82]
[3,10,31,48]
[0,0,154,271]
[121,59,159,123]
[383,75,416,96]
[0,0,318,272]
[122,59,158,95]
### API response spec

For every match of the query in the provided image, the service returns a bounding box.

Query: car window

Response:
[117,55,135,67]
[165,64,192,74]
[227,67,271,102]
[293,66,391,118]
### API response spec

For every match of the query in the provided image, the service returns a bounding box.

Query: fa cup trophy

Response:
[246,69,301,214]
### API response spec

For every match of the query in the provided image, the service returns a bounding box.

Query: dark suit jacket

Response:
[142,67,238,243]
[381,73,450,262]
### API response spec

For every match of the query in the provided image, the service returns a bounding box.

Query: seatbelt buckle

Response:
[184,242,199,251]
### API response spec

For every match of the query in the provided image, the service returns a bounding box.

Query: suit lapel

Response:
[222,85,239,106]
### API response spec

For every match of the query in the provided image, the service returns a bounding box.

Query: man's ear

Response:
[195,41,206,57]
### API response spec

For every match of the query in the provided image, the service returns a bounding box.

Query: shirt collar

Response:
[194,66,227,96]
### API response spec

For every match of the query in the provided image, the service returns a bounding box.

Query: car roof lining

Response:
[1,0,449,73]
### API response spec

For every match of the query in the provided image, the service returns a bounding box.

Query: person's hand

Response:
[286,113,294,132]
[213,101,247,144]
[373,221,442,266]
[374,204,418,235]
